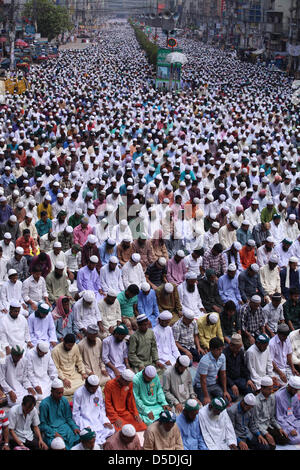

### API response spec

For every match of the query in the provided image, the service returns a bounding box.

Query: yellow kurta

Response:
[51,342,85,396]
[197,314,224,350]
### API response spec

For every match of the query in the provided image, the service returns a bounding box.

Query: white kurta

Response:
[102,335,128,378]
[73,298,102,331]
[0,355,31,407]
[99,264,124,294]
[72,385,114,445]
[122,261,146,289]
[26,347,58,399]
[153,324,180,366]
[177,282,204,318]
[0,313,30,351]
[245,344,274,390]
[198,405,237,450]
[0,280,27,316]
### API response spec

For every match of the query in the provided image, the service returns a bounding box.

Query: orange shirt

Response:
[239,246,256,270]
[16,236,37,256]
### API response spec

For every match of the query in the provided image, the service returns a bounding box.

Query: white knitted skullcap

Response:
[87,374,100,386]
[121,424,136,437]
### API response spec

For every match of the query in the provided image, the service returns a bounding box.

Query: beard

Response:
[187,284,195,293]
[54,272,63,279]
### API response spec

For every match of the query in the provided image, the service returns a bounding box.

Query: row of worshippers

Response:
[1,339,300,451]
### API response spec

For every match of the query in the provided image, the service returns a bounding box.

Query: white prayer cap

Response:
[228,264,237,272]
[51,378,64,389]
[266,236,274,243]
[252,200,259,205]
[53,241,62,248]
[261,376,273,387]
[269,254,279,263]
[185,272,197,280]
[178,355,190,367]
[131,253,141,263]
[176,250,185,258]
[247,239,256,247]
[51,437,65,449]
[4,232,11,239]
[251,295,261,303]
[9,215,17,222]
[75,208,83,215]
[158,257,167,266]
[10,300,21,308]
[107,238,116,246]
[241,220,250,226]
[289,214,296,220]
[233,242,242,251]
[15,247,24,255]
[289,257,298,263]
[164,283,174,293]
[212,222,220,229]
[37,341,49,353]
[65,226,73,234]
[250,263,260,272]
[288,376,300,390]
[87,233,97,243]
[8,269,17,277]
[208,313,219,324]
[89,255,99,264]
[87,375,99,386]
[107,288,118,297]
[55,261,64,270]
[45,194,52,201]
[136,314,148,323]
[141,282,151,292]
[121,424,136,437]
[121,369,135,382]
[144,365,157,378]
[109,256,118,264]
[159,310,173,321]
[244,393,256,406]
[83,290,95,302]
[182,306,195,320]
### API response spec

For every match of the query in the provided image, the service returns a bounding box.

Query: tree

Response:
[23,0,73,41]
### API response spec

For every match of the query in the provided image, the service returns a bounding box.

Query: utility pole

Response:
[8,0,17,72]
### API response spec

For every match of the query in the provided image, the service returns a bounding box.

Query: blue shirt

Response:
[218,273,242,307]
[193,352,226,388]
[98,242,118,265]
[176,412,208,450]
[137,290,160,327]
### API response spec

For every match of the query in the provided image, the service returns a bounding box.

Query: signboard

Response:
[156,47,183,91]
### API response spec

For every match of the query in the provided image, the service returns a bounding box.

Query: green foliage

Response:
[23,0,73,41]
[129,20,158,66]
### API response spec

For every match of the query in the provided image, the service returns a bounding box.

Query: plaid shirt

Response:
[202,250,227,277]
[240,303,265,336]
[172,317,198,349]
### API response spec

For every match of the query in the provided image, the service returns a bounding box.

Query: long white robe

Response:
[99,264,124,294]
[198,404,237,450]
[72,385,114,445]
[0,313,30,351]
[245,344,274,390]
[122,261,146,289]
[102,335,128,378]
[0,355,31,407]
[0,280,27,317]
[153,324,180,366]
[26,347,58,400]
[177,282,204,318]
[73,298,102,331]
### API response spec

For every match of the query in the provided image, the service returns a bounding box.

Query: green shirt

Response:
[117,291,137,318]
[260,207,277,223]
